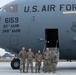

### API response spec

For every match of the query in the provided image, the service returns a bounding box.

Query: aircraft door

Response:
[45,29,59,48]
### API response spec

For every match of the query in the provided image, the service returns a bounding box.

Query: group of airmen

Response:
[19,47,59,73]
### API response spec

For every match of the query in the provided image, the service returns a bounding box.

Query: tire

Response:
[11,58,20,69]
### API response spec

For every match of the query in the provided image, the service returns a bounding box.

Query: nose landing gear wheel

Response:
[11,58,20,69]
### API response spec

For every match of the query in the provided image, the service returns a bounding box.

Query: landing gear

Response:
[11,58,20,69]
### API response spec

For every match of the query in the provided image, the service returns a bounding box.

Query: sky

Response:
[0,0,14,56]
[0,0,13,7]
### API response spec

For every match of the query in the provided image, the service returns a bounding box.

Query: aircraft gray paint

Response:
[0,0,76,69]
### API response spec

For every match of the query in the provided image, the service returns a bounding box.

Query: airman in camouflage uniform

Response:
[52,51,57,73]
[26,48,34,73]
[55,47,59,64]
[43,48,51,73]
[19,47,27,73]
[35,50,42,73]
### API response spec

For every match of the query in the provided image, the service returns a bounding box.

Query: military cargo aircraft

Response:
[0,0,76,69]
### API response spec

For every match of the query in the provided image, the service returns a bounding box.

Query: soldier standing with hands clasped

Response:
[26,48,34,73]
[19,47,27,73]
[44,48,51,73]
[35,50,42,73]
[52,51,57,73]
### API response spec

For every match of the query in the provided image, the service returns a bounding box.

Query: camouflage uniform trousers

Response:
[44,59,51,72]
[26,60,33,72]
[20,59,25,72]
[50,62,53,71]
[35,61,41,73]
[50,62,58,71]
[53,62,57,72]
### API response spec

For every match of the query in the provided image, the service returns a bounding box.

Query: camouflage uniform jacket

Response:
[52,53,57,63]
[44,51,51,60]
[19,51,27,61]
[35,53,42,62]
[27,52,34,61]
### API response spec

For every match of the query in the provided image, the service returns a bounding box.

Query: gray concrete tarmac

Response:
[0,62,76,75]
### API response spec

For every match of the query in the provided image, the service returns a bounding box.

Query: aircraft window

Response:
[3,4,18,13]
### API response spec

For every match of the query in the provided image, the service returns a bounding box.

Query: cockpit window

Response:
[3,4,18,13]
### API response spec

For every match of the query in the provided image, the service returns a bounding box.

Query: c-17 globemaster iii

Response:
[0,0,76,69]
